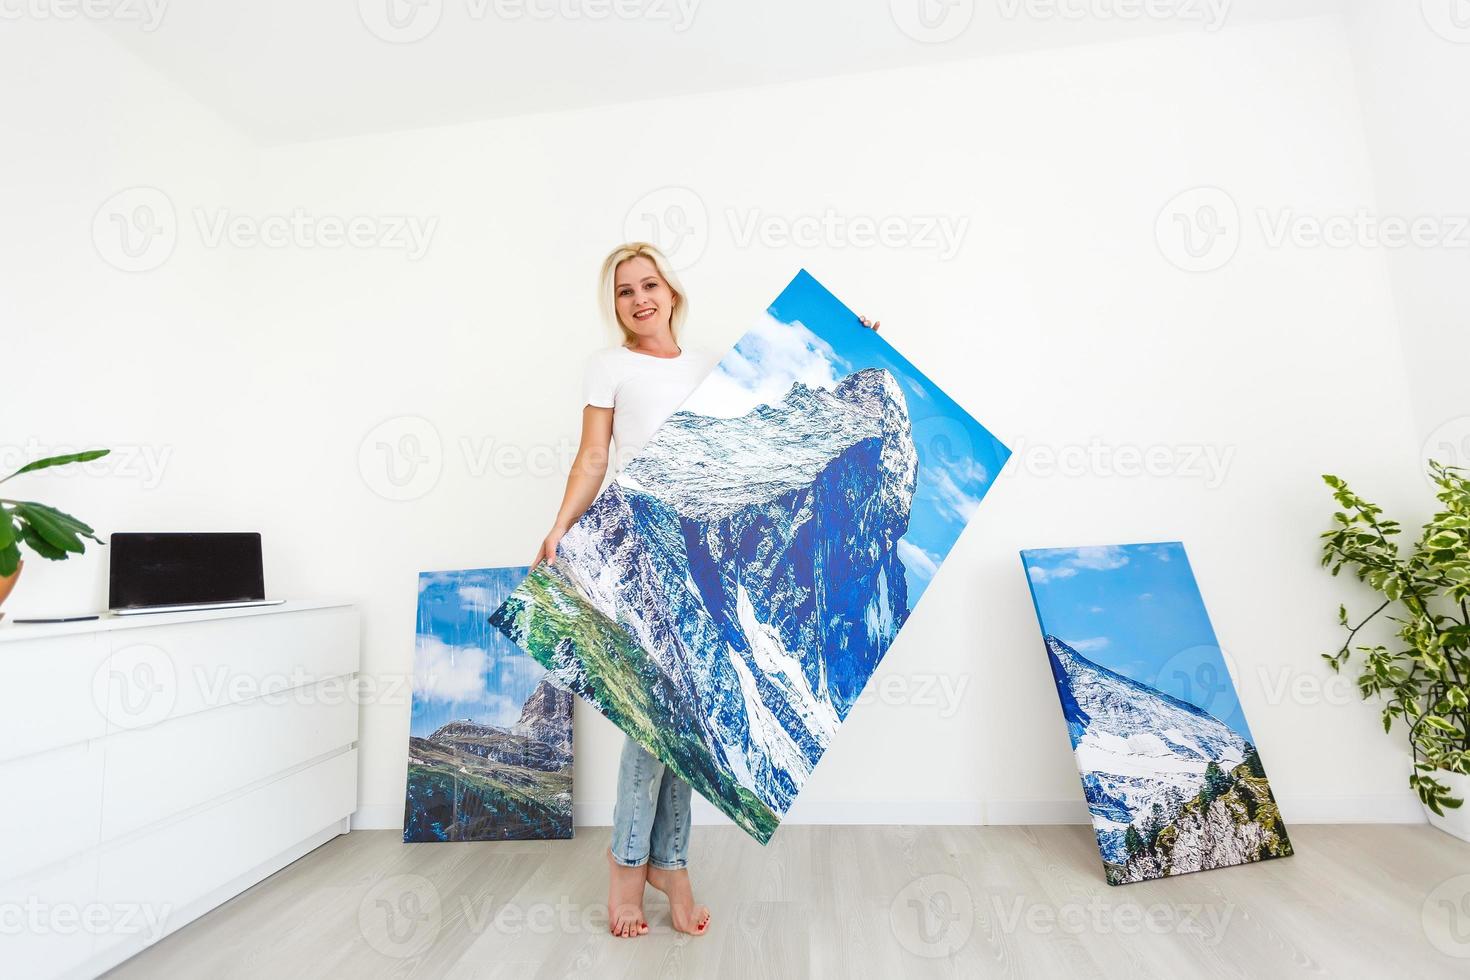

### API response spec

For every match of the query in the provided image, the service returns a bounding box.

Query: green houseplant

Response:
[1320,461,1470,837]
[0,450,110,617]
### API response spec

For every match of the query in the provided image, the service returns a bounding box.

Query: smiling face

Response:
[614,255,678,345]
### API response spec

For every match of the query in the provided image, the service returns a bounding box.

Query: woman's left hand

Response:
[858,315,880,331]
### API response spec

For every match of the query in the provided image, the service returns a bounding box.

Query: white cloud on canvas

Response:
[680,314,844,419]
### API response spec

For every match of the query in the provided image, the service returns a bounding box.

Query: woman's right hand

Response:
[531,526,565,571]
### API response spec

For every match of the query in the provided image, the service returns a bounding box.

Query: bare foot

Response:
[646,865,711,936]
[606,849,649,938]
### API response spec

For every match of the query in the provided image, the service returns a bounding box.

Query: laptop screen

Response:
[108,532,267,610]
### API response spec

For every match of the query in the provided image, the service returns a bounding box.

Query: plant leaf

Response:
[0,449,110,484]
[20,522,68,561]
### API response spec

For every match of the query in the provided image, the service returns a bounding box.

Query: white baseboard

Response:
[353,795,1428,831]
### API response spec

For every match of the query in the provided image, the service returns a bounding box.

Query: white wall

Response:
[6,14,1435,831]
[1344,0,1470,466]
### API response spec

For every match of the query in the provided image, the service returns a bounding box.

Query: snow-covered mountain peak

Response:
[620,367,915,523]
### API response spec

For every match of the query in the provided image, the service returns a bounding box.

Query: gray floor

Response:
[106,824,1470,978]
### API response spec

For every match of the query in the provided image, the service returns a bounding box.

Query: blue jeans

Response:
[609,734,691,870]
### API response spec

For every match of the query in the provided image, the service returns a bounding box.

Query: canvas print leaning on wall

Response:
[1021,542,1293,884]
[405,566,573,842]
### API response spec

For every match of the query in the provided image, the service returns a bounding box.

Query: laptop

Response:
[108,532,285,615]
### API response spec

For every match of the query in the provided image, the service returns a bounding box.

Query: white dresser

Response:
[0,600,360,979]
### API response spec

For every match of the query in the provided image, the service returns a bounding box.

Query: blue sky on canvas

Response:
[412,566,546,736]
[681,269,1011,604]
[1021,542,1255,743]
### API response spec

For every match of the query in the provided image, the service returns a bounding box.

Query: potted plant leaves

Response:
[1320,461,1470,841]
[0,450,110,620]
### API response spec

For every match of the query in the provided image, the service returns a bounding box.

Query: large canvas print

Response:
[1020,542,1293,884]
[490,269,1010,843]
[405,566,573,842]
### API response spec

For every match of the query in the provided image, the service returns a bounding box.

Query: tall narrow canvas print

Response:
[1020,542,1293,884]
[491,269,1011,843]
[405,566,573,842]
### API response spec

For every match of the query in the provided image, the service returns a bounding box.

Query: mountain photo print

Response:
[1020,542,1293,885]
[405,566,573,842]
[490,270,1011,843]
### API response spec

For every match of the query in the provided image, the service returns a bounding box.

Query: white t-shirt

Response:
[582,344,720,469]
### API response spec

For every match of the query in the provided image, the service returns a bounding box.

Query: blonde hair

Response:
[597,242,689,347]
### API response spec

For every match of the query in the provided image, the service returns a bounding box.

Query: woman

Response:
[532,242,879,939]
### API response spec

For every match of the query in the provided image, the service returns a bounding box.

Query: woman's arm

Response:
[532,404,614,569]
